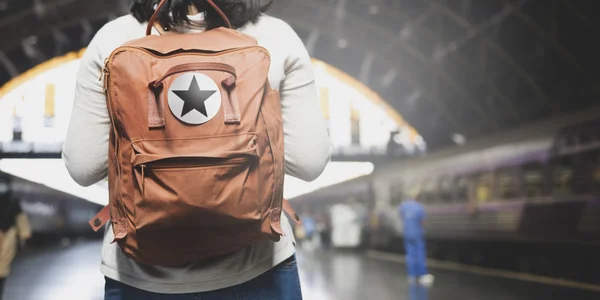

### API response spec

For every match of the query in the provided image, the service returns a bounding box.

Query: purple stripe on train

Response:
[426,197,599,214]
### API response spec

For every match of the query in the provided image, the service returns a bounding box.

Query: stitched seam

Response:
[259,108,276,218]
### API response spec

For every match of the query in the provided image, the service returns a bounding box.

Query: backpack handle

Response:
[146,0,233,36]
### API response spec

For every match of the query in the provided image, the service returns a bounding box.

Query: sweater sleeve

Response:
[62,30,111,187]
[278,25,331,182]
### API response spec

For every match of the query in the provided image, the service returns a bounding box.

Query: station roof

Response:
[1,0,599,149]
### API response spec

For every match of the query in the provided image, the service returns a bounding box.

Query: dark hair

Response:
[130,0,274,31]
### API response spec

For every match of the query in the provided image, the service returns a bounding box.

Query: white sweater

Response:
[62,14,330,294]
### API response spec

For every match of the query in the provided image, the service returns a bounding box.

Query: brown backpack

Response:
[89,0,298,267]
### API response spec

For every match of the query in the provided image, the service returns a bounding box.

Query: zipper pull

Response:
[99,58,108,81]
[102,58,110,91]
[141,164,146,193]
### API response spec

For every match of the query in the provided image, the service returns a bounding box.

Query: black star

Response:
[172,76,216,118]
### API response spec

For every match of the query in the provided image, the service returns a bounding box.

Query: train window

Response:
[572,151,600,195]
[588,150,600,195]
[593,165,600,196]
[417,180,437,203]
[473,173,493,204]
[455,176,470,203]
[551,156,574,195]
[496,167,519,200]
[438,176,454,203]
[522,163,546,198]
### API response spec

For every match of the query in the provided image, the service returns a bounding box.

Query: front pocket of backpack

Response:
[131,137,261,232]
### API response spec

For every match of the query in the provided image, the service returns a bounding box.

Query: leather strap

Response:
[89,205,110,232]
[146,0,232,36]
[89,205,128,242]
[148,89,165,127]
[221,74,241,124]
[150,62,236,89]
[282,199,300,224]
[111,218,128,243]
[206,0,232,29]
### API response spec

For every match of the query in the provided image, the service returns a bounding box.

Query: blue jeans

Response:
[104,255,302,300]
[404,237,427,277]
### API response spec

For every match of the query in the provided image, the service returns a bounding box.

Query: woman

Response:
[0,183,31,300]
[62,0,331,299]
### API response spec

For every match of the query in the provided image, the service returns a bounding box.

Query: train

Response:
[0,173,104,244]
[291,107,600,281]
[1,105,599,280]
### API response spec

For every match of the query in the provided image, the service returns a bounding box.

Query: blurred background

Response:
[1,0,600,299]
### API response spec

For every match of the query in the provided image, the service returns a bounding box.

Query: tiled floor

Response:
[3,240,599,300]
[4,240,105,300]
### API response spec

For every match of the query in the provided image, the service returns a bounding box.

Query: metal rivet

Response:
[93,218,102,227]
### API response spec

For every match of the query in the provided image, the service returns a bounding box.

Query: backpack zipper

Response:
[101,45,268,91]
[138,156,249,194]
[102,59,110,91]
[146,157,248,170]
[120,45,270,60]
[101,57,126,220]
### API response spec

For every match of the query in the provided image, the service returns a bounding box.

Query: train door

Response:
[454,176,472,213]
[550,155,575,196]
[438,176,455,204]
[474,172,494,206]
[522,162,548,199]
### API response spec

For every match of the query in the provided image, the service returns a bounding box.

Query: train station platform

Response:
[3,240,599,300]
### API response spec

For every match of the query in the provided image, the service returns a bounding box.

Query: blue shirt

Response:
[301,216,316,236]
[399,200,426,239]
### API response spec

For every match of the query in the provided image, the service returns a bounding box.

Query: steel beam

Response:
[0,51,18,78]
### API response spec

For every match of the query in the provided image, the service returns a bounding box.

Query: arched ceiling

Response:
[1,0,599,149]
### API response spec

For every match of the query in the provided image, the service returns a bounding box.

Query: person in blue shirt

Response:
[299,213,317,250]
[399,191,434,286]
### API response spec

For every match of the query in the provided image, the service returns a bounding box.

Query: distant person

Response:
[62,0,330,299]
[0,188,32,300]
[319,212,332,248]
[399,192,434,286]
[300,214,317,250]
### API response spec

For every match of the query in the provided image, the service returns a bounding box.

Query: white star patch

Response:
[168,72,222,125]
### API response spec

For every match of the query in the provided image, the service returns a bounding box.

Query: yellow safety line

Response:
[367,250,600,293]
[0,49,86,99]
